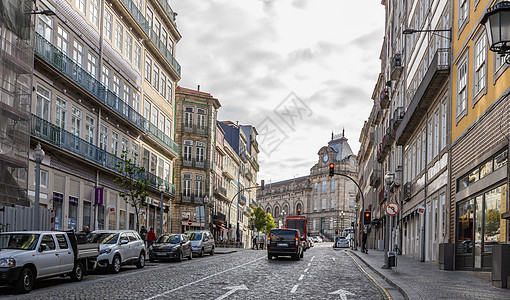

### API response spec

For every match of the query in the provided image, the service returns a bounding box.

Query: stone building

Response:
[257,132,358,241]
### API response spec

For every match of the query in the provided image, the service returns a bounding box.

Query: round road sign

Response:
[385,202,399,216]
[188,220,192,225]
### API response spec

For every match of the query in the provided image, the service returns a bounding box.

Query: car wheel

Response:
[110,255,121,274]
[136,252,145,268]
[267,253,272,260]
[16,267,34,294]
[209,246,214,256]
[177,251,182,262]
[70,262,84,282]
[199,248,204,257]
[188,250,193,260]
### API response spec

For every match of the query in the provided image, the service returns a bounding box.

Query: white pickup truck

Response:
[0,231,99,293]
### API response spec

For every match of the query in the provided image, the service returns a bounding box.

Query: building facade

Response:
[257,133,358,242]
[25,0,181,233]
[451,0,509,271]
[174,87,220,233]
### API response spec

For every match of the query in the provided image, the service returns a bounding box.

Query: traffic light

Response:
[335,229,339,235]
[364,211,372,225]
[329,163,335,177]
[297,208,301,215]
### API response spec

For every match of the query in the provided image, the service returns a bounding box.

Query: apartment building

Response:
[451,0,509,271]
[174,87,220,233]
[28,0,181,232]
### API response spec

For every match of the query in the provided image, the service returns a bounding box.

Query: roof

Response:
[176,86,213,97]
[263,175,309,189]
[328,129,353,161]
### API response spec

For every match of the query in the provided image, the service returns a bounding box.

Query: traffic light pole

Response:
[331,170,364,252]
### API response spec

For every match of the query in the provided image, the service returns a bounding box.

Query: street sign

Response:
[188,220,192,225]
[417,205,425,214]
[385,202,399,216]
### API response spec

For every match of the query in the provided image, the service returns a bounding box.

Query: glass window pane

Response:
[457,200,473,254]
[484,186,503,253]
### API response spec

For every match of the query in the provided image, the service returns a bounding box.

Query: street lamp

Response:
[354,204,359,251]
[280,210,286,228]
[159,184,165,235]
[340,210,345,234]
[204,196,209,231]
[34,143,45,231]
[481,1,510,58]
[382,172,395,269]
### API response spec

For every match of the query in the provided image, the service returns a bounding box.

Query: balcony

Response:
[387,123,395,143]
[193,195,204,204]
[396,48,450,146]
[390,54,403,80]
[240,151,247,163]
[245,170,253,181]
[252,159,260,171]
[369,171,381,188]
[182,123,209,135]
[153,0,177,23]
[146,122,179,157]
[181,193,191,203]
[250,199,259,209]
[238,195,246,206]
[223,169,236,180]
[182,158,192,167]
[379,89,390,109]
[392,107,404,130]
[118,0,181,77]
[403,182,412,201]
[31,114,175,196]
[214,186,227,199]
[194,159,206,169]
[34,33,146,132]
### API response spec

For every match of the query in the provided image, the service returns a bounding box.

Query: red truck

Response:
[286,215,309,250]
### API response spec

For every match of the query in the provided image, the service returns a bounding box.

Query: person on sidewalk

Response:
[147,227,156,248]
[361,231,368,253]
[253,236,258,250]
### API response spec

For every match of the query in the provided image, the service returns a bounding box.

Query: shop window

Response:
[457,199,474,255]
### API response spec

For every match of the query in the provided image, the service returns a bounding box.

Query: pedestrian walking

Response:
[140,226,148,246]
[147,227,156,248]
[258,236,264,250]
[253,236,258,250]
[361,231,368,253]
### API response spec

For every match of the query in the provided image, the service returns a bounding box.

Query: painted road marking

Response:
[310,256,315,262]
[329,288,355,300]
[144,256,265,300]
[307,262,311,267]
[346,252,392,300]
[304,268,309,273]
[298,275,305,281]
[290,285,299,294]
[215,284,248,300]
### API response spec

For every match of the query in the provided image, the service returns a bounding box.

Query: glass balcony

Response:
[34,33,146,131]
[146,122,178,156]
[155,0,177,23]
[31,114,175,196]
[119,0,181,77]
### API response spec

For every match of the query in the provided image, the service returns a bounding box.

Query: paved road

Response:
[1,242,386,299]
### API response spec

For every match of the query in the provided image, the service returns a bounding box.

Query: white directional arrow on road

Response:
[215,284,248,300]
[329,289,355,300]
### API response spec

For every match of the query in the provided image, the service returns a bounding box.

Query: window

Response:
[183,140,192,161]
[99,125,108,151]
[473,34,486,97]
[161,74,166,97]
[314,183,318,192]
[55,97,67,129]
[85,115,95,144]
[131,143,138,164]
[162,28,168,48]
[167,80,173,103]
[113,75,120,96]
[57,26,69,56]
[197,109,206,130]
[37,15,53,41]
[427,119,433,164]
[73,41,84,67]
[71,106,82,138]
[168,39,174,55]
[322,182,327,192]
[154,18,161,38]
[330,196,335,208]
[121,138,129,154]
[184,107,193,128]
[87,53,97,78]
[56,234,69,249]
[144,100,151,120]
[125,34,133,62]
[329,217,333,230]
[115,21,123,51]
[158,112,165,132]
[457,57,468,117]
[134,43,141,70]
[321,198,326,210]
[35,170,48,188]
[35,86,50,121]
[153,65,159,90]
[196,142,205,162]
[412,142,416,179]
[195,175,204,197]
[78,0,86,15]
[104,10,113,41]
[313,199,317,211]
[421,130,426,171]
[146,8,153,28]
[458,0,469,30]
[331,179,335,191]
[111,131,119,156]
[89,0,99,27]
[102,66,110,88]
[434,111,439,158]
[41,235,56,251]
[151,105,158,126]
[123,85,131,106]
[441,101,447,150]
[416,136,421,173]
[145,56,152,82]
[132,93,139,112]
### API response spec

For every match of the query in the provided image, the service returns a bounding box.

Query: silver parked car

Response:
[88,230,146,273]
[185,230,215,257]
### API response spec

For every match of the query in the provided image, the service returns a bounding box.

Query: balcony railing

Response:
[214,186,227,198]
[250,199,259,209]
[239,195,246,206]
[194,159,206,169]
[182,123,209,135]
[35,33,146,131]
[146,122,178,156]
[181,193,192,203]
[155,0,177,23]
[182,158,192,167]
[392,107,404,130]
[252,160,260,171]
[31,114,175,196]
[119,0,181,77]
[379,89,389,109]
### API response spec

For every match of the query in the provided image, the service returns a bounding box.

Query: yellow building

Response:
[451,0,509,271]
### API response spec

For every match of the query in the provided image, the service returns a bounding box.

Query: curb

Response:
[349,250,409,300]
[215,250,238,254]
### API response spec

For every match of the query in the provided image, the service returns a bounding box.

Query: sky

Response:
[172,0,385,183]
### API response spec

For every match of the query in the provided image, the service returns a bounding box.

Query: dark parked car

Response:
[149,234,192,262]
[267,228,304,261]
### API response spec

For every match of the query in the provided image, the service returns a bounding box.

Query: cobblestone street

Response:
[0,243,386,299]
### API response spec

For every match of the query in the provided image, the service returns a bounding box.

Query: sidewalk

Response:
[349,249,510,300]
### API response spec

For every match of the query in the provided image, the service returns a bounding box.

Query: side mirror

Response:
[204,238,209,242]
[120,239,129,245]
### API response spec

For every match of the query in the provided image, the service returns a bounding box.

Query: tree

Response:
[249,207,267,233]
[113,150,149,232]
[263,212,276,237]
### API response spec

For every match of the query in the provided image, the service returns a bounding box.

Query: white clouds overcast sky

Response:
[172,0,385,182]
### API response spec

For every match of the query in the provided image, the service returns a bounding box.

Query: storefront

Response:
[455,148,508,270]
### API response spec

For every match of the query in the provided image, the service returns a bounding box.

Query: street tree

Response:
[249,207,267,234]
[263,212,276,237]
[113,150,149,231]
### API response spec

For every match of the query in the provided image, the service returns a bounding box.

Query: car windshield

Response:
[270,230,296,242]
[157,234,180,244]
[87,233,119,244]
[0,234,40,250]
[186,232,202,241]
